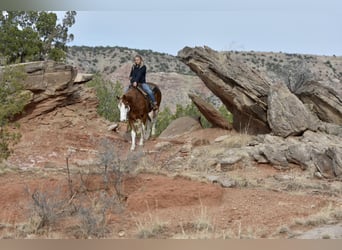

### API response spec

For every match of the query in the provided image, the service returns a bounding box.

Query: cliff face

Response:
[0,61,95,120]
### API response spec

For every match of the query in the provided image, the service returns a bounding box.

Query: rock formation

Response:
[178,46,342,178]
[178,46,271,134]
[188,94,232,130]
[0,61,94,120]
[178,46,342,135]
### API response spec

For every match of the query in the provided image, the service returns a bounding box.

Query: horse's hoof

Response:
[130,147,135,151]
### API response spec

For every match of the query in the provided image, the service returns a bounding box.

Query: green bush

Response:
[0,66,30,160]
[87,74,123,122]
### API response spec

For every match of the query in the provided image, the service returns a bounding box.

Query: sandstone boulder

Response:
[189,93,232,130]
[267,83,318,137]
[159,116,202,139]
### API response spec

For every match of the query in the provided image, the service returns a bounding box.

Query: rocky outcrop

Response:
[267,83,318,137]
[296,80,342,125]
[188,94,232,130]
[1,61,94,120]
[177,46,342,177]
[178,46,342,136]
[248,131,342,178]
[178,46,271,134]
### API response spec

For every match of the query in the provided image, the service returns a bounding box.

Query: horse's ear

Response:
[116,96,121,100]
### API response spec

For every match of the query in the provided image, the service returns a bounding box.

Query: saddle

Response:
[136,83,156,97]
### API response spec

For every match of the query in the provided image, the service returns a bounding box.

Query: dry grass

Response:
[134,213,169,239]
[221,133,254,148]
[191,202,214,232]
[270,202,342,238]
[294,203,342,227]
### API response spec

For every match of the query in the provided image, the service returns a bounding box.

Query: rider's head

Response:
[134,55,143,66]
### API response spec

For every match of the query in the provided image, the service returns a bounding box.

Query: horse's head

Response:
[117,95,130,122]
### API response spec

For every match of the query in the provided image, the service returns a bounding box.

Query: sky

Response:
[55,0,342,56]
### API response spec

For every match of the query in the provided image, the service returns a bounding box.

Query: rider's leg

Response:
[141,83,157,107]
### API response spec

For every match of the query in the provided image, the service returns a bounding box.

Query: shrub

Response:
[0,66,30,160]
[87,74,123,122]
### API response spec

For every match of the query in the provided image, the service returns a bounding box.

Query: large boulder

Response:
[188,93,232,130]
[178,46,271,134]
[0,61,94,120]
[267,83,318,137]
[159,116,202,139]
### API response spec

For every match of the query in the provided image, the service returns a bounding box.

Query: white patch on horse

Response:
[118,100,130,122]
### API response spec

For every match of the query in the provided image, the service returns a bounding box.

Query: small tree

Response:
[0,11,76,64]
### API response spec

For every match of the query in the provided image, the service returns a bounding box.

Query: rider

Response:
[128,55,158,110]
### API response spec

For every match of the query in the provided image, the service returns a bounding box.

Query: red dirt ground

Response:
[0,170,335,239]
[1,103,341,239]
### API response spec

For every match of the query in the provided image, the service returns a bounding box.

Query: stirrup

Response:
[152,102,158,110]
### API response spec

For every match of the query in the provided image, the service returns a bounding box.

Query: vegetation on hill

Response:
[66,45,193,75]
[226,50,341,89]
[0,66,30,160]
[67,46,341,85]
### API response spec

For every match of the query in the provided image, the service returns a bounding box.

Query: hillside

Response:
[66,46,342,111]
[66,45,193,75]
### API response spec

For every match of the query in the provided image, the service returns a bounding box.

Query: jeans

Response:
[141,83,156,103]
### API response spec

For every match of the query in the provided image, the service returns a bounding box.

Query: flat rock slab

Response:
[296,224,342,239]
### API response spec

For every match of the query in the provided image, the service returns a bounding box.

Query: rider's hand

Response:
[133,82,137,87]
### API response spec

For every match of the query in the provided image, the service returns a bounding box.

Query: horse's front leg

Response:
[139,122,145,146]
[130,128,136,151]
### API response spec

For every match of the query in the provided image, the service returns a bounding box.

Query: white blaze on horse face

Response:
[118,101,129,122]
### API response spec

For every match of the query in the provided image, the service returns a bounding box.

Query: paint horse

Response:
[117,83,162,151]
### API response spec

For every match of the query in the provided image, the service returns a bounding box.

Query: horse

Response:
[117,83,162,151]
